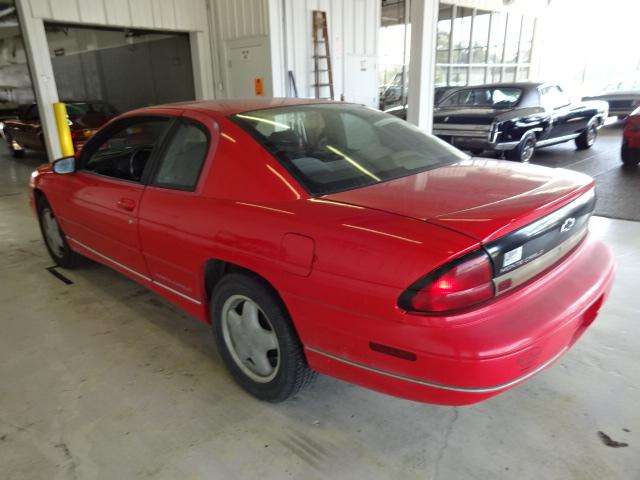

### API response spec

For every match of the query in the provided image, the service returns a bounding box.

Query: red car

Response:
[4,101,118,157]
[622,107,640,166]
[29,99,615,405]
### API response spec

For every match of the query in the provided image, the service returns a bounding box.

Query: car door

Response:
[138,111,216,308]
[56,114,176,281]
[540,85,588,139]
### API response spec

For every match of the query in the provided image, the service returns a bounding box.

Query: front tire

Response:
[621,146,640,166]
[211,273,316,402]
[505,135,536,162]
[37,196,81,268]
[575,123,598,150]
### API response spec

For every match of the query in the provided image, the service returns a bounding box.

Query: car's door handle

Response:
[116,198,136,212]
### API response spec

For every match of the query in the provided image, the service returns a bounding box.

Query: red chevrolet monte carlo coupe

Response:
[29,99,615,405]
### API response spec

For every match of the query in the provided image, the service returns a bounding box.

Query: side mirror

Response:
[52,156,76,175]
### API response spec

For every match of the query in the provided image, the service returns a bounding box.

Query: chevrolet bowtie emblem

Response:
[560,217,576,233]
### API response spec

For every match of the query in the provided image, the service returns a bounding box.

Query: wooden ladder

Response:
[311,10,334,100]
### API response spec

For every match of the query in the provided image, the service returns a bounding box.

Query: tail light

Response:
[398,250,495,313]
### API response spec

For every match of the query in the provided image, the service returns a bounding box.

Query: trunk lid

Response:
[324,160,594,244]
[434,107,509,125]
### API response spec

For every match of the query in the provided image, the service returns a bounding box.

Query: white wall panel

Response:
[211,0,269,41]
[51,0,79,22]
[152,0,176,30]
[28,0,51,18]
[128,0,155,28]
[77,0,107,24]
[278,0,379,104]
[104,0,132,26]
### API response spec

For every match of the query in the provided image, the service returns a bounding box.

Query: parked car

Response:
[621,106,640,166]
[30,99,615,405]
[433,82,608,162]
[382,86,461,120]
[583,81,640,120]
[3,100,118,157]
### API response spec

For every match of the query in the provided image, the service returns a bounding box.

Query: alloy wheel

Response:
[41,208,65,258]
[521,138,535,163]
[221,295,280,383]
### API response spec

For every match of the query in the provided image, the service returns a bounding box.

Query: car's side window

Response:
[25,105,39,121]
[541,86,570,110]
[81,117,171,183]
[151,120,209,191]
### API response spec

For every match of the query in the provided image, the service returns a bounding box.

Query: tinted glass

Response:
[66,102,118,119]
[83,118,170,182]
[440,87,522,108]
[153,121,209,190]
[233,104,468,196]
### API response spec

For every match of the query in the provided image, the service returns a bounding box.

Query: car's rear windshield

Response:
[439,87,522,108]
[231,104,467,196]
[67,102,118,119]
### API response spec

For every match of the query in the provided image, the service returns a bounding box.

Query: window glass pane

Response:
[436,50,449,63]
[233,104,467,196]
[435,65,448,86]
[519,17,535,63]
[450,67,468,86]
[488,66,502,83]
[471,10,491,63]
[154,122,208,190]
[516,66,530,82]
[83,118,170,182]
[488,12,507,64]
[437,5,453,55]
[503,66,517,82]
[469,67,486,85]
[503,14,522,64]
[440,87,522,108]
[451,7,473,64]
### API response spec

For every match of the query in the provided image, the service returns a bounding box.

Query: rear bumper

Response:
[433,130,517,152]
[295,233,615,405]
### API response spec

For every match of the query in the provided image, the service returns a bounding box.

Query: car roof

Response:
[140,98,344,116]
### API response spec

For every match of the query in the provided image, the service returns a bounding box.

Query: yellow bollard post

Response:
[53,102,74,157]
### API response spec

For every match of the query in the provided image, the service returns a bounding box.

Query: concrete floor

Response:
[1,145,639,480]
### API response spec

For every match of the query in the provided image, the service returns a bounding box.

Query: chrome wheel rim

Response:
[587,125,597,146]
[221,295,280,383]
[522,138,535,162]
[42,208,65,258]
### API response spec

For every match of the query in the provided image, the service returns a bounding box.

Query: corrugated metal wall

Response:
[27,0,209,31]
[282,0,380,105]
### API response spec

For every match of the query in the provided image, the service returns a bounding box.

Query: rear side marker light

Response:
[399,250,495,313]
[369,342,417,361]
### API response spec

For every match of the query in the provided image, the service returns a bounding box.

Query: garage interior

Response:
[1,0,639,479]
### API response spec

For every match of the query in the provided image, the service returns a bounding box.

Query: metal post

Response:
[407,0,438,132]
[14,1,61,161]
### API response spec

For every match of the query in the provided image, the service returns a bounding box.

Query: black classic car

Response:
[433,82,609,162]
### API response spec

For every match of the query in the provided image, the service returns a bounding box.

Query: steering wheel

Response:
[128,146,152,181]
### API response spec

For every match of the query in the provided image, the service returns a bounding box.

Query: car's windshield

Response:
[232,104,467,196]
[439,87,522,108]
[67,102,118,119]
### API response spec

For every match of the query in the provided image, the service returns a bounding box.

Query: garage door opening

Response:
[45,23,196,113]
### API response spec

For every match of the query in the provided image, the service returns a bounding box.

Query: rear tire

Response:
[36,196,82,268]
[575,123,598,150]
[505,135,536,163]
[621,146,640,166]
[211,273,316,402]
